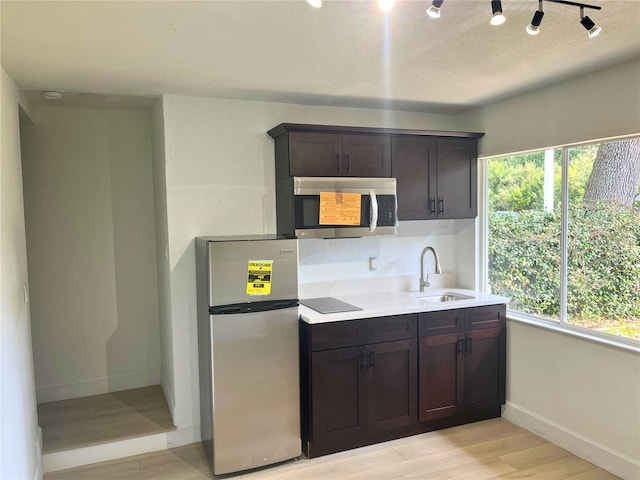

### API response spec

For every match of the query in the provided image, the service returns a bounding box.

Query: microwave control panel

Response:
[377,195,397,226]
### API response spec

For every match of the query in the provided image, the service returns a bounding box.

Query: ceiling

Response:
[2,0,639,114]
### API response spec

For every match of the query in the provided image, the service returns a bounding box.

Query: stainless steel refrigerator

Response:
[195,235,301,475]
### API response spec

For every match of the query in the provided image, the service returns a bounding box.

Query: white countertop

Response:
[299,288,509,324]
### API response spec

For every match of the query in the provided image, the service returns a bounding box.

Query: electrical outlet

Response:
[369,256,378,271]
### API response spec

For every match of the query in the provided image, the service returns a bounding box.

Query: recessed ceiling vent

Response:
[42,91,62,100]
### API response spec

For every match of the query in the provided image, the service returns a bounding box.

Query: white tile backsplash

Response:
[298,219,469,290]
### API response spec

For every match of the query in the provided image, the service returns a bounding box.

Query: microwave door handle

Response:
[369,190,378,232]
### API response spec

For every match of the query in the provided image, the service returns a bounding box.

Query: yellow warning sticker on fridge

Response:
[319,191,361,225]
[246,260,273,295]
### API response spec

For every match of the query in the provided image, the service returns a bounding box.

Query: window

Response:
[486,138,640,342]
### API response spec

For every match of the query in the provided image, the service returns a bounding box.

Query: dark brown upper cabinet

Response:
[288,132,343,177]
[392,135,479,220]
[392,135,437,220]
[269,126,391,178]
[268,124,483,218]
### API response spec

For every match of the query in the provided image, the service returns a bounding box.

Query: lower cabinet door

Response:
[367,339,417,433]
[465,327,506,410]
[311,346,367,446]
[419,333,465,422]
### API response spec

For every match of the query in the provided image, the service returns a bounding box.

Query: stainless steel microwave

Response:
[275,177,398,239]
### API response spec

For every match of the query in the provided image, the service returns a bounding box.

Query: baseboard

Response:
[41,423,198,474]
[42,431,169,473]
[503,401,640,480]
[167,421,200,448]
[36,369,161,403]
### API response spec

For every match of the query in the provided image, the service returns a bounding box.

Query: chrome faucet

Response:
[420,246,442,291]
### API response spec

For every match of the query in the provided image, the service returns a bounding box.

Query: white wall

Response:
[456,59,640,479]
[505,322,640,479]
[20,105,161,402]
[457,58,640,157]
[160,95,461,429]
[1,67,41,480]
[151,100,176,420]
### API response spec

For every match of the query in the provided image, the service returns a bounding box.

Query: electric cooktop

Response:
[299,297,362,314]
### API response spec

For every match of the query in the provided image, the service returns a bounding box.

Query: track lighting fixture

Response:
[579,7,602,38]
[580,15,601,38]
[525,0,602,37]
[526,1,545,35]
[490,0,506,26]
[303,0,602,40]
[426,0,444,19]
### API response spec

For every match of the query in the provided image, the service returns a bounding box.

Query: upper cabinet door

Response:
[342,134,391,177]
[289,132,343,177]
[289,132,391,177]
[392,136,437,220]
[436,137,478,219]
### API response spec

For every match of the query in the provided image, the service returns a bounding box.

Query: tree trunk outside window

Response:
[583,138,640,208]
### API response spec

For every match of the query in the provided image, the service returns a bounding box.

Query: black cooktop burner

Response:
[299,297,362,314]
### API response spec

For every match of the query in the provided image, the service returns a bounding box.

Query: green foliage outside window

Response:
[489,210,561,318]
[489,206,640,335]
[488,143,640,340]
[488,147,596,212]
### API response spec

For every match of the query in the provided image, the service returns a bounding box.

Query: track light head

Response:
[580,15,602,38]
[526,10,545,35]
[490,0,506,26]
[426,0,444,18]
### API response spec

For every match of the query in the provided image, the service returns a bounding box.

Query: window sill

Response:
[506,311,640,354]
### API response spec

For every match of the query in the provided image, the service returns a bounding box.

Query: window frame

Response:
[480,137,640,352]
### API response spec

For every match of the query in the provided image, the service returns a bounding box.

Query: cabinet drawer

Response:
[310,319,367,351]
[465,305,506,331]
[418,309,465,337]
[367,314,417,344]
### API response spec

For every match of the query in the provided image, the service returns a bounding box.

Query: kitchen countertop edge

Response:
[299,288,509,324]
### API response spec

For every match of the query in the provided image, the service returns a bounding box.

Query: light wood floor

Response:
[38,385,175,453]
[44,418,619,479]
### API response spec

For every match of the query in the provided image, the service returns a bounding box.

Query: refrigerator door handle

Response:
[209,299,298,315]
[272,300,299,309]
[215,305,244,314]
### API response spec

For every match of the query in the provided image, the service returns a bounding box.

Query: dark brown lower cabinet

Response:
[418,333,465,421]
[418,305,507,423]
[465,327,506,410]
[418,327,506,422]
[308,339,417,454]
[300,305,506,458]
[367,339,417,433]
[310,345,367,448]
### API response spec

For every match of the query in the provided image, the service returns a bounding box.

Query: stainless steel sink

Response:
[409,292,475,303]
[419,294,473,303]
